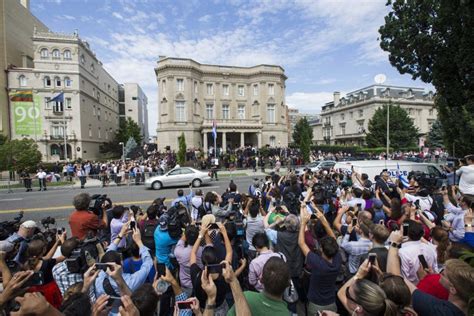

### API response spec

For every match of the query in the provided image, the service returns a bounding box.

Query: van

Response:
[333,160,443,182]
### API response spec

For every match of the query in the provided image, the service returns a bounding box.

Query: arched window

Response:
[54,76,61,87]
[19,75,27,87]
[90,63,95,72]
[40,48,49,59]
[269,136,276,147]
[52,49,60,59]
[63,50,72,60]
[50,144,61,156]
[80,54,85,65]
[44,76,51,87]
[64,77,72,87]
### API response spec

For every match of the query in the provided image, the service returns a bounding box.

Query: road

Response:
[0,176,256,230]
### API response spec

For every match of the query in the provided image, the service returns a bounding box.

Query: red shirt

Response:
[417,273,449,300]
[69,210,105,240]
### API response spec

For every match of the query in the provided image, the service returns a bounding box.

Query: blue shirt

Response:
[123,257,156,283]
[171,191,194,209]
[154,228,179,269]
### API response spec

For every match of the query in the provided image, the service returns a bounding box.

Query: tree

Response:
[379,0,474,156]
[116,117,143,145]
[426,120,444,148]
[124,137,137,158]
[292,117,313,162]
[365,104,419,150]
[0,138,42,172]
[177,133,186,165]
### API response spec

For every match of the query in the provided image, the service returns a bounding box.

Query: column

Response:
[240,132,245,148]
[222,131,227,153]
[257,132,262,148]
[203,132,208,154]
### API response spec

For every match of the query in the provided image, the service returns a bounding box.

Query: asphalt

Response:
[0,175,259,231]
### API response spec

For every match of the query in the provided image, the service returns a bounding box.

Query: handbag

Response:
[283,278,299,303]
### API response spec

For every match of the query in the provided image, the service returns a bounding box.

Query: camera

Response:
[89,194,111,217]
[41,216,56,229]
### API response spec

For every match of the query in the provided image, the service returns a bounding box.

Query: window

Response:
[269,136,276,147]
[267,104,275,123]
[194,81,198,95]
[52,49,60,59]
[88,127,92,137]
[253,84,258,96]
[162,80,166,93]
[40,48,49,59]
[350,111,353,118]
[97,107,101,120]
[80,54,85,65]
[358,109,363,117]
[340,124,346,135]
[64,77,72,87]
[19,75,27,87]
[341,113,345,120]
[238,85,244,97]
[93,105,96,116]
[90,64,95,72]
[55,76,61,87]
[176,79,184,91]
[206,83,213,95]
[44,97,51,109]
[44,76,51,87]
[51,125,64,138]
[63,50,72,60]
[176,101,186,122]
[268,83,274,95]
[222,84,229,96]
[238,104,245,119]
[53,100,64,113]
[132,97,138,100]
[429,109,434,116]
[222,104,229,120]
[98,127,101,139]
[65,97,72,109]
[206,104,214,119]
[105,129,109,140]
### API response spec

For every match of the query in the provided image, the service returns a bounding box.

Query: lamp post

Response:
[386,102,390,160]
[119,142,124,161]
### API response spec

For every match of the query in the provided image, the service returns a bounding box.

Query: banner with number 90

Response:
[12,96,42,136]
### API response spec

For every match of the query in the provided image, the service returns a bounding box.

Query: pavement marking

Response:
[0,198,24,202]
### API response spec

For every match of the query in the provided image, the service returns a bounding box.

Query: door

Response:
[179,168,195,186]
[166,168,182,186]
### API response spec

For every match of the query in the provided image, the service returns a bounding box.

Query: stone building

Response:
[7,29,120,161]
[155,57,289,152]
[313,85,436,146]
[119,83,149,143]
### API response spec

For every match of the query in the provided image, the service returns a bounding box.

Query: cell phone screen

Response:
[352,218,357,226]
[157,263,166,277]
[403,223,409,237]
[207,263,224,274]
[176,301,193,309]
[95,263,109,271]
[130,221,136,230]
[418,254,429,270]
[368,253,377,264]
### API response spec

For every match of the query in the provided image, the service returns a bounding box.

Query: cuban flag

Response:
[47,92,64,104]
[212,120,217,140]
[397,163,410,188]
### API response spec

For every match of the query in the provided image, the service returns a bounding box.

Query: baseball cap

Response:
[158,214,169,231]
[21,220,37,229]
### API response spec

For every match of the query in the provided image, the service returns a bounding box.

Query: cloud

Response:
[112,12,124,20]
[57,14,76,20]
[198,14,212,23]
[286,92,335,113]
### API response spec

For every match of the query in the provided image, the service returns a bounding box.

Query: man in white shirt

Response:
[456,154,474,196]
[36,168,47,191]
[399,220,437,284]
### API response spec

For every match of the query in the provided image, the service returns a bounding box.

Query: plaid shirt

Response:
[52,261,83,296]
[341,234,372,274]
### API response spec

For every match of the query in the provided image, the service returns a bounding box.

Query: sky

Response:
[31,0,432,136]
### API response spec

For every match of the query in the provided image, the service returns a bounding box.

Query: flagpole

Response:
[64,119,67,161]
[214,132,217,159]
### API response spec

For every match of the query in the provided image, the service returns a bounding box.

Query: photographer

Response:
[69,193,107,240]
[0,220,37,264]
[52,237,84,296]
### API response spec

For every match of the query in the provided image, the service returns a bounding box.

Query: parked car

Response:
[145,167,211,190]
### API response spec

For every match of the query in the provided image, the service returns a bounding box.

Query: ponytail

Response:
[383,298,398,316]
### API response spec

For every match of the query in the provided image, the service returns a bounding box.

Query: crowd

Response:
[2,153,473,315]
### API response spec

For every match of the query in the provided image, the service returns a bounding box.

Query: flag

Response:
[10,90,33,102]
[47,92,64,104]
[212,120,217,140]
[397,163,409,188]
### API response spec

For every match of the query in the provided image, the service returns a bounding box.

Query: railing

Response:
[202,119,262,129]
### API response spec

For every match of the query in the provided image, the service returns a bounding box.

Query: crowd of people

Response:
[2,153,473,315]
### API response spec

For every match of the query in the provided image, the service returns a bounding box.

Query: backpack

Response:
[191,198,207,220]
[142,220,158,253]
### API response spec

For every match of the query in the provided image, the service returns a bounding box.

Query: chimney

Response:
[333,91,340,104]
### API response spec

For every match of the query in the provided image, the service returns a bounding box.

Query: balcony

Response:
[201,119,262,130]
[48,134,77,141]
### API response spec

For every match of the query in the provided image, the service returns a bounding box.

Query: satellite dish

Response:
[374,74,386,84]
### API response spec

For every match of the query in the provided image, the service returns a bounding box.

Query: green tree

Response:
[292,117,313,162]
[117,117,143,145]
[177,133,186,165]
[0,138,42,172]
[426,120,444,148]
[366,104,419,150]
[379,0,474,156]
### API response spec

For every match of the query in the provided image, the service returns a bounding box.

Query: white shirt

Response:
[405,193,433,212]
[346,197,366,210]
[36,171,47,179]
[456,165,474,195]
[399,240,438,284]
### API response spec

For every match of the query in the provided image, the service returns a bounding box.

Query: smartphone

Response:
[368,253,377,265]
[356,203,362,212]
[305,201,311,205]
[402,223,409,237]
[414,200,420,210]
[129,221,136,230]
[107,296,121,306]
[207,263,224,274]
[208,223,219,230]
[379,219,384,225]
[157,263,166,277]
[352,218,357,226]
[95,263,110,271]
[176,301,193,309]
[23,271,44,287]
[418,254,429,270]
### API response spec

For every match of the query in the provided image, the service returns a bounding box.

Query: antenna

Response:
[374,74,386,84]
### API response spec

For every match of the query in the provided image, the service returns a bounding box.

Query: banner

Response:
[10,91,42,136]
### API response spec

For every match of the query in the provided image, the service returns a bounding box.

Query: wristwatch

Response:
[390,242,401,249]
[465,224,472,228]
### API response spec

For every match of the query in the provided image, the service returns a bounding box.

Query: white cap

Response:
[21,220,37,229]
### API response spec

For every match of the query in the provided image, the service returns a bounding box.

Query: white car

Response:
[145,167,212,190]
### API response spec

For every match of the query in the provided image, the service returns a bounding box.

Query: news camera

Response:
[65,236,102,274]
[89,194,112,217]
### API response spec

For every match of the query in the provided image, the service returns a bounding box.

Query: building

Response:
[119,83,149,143]
[287,107,319,143]
[0,0,48,138]
[7,29,120,161]
[155,57,289,152]
[313,85,436,146]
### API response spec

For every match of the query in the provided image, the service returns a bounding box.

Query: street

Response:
[0,175,257,231]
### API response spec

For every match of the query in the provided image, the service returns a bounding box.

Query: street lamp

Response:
[119,142,124,161]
